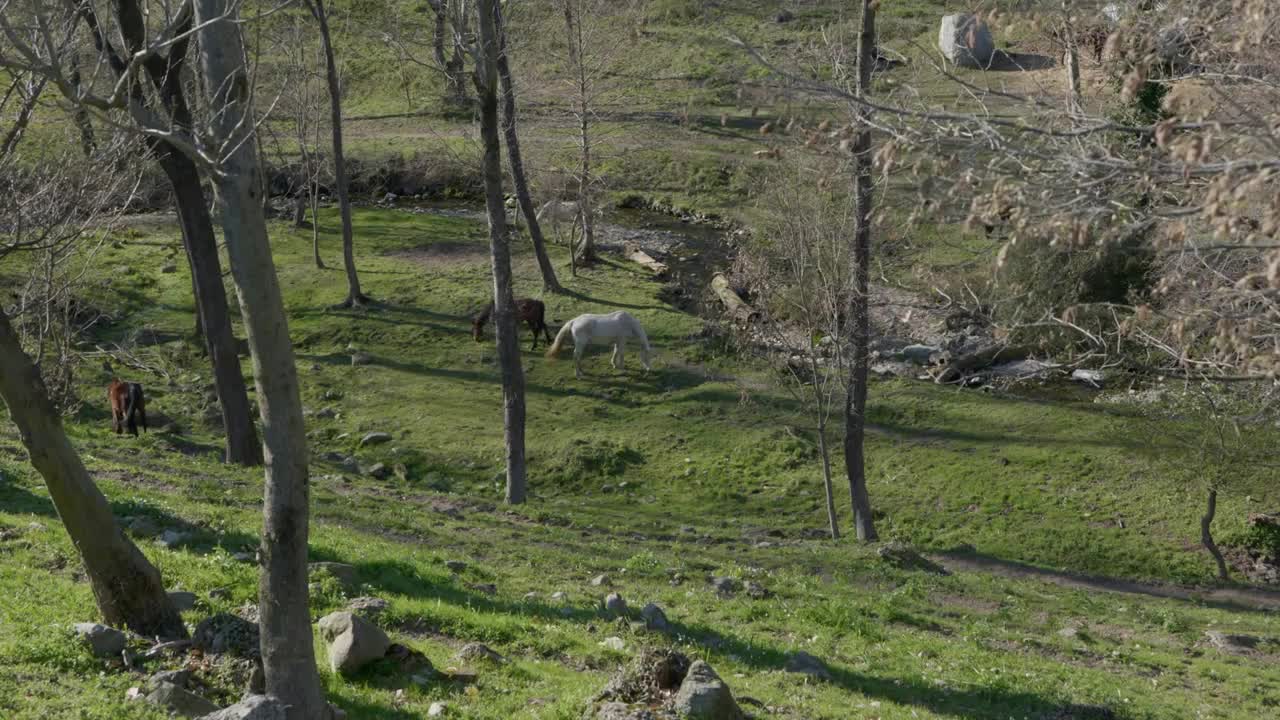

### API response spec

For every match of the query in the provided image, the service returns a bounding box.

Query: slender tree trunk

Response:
[443,1,470,108]
[561,0,596,263]
[68,59,97,157]
[158,150,263,467]
[0,311,186,639]
[0,74,46,159]
[192,3,328,717]
[844,0,878,542]
[1202,487,1229,581]
[1062,6,1082,113]
[476,0,528,505]
[494,5,562,293]
[307,0,366,308]
[429,0,448,67]
[817,417,840,541]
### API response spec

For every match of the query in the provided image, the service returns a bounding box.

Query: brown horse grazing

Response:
[472,298,554,351]
[107,378,148,436]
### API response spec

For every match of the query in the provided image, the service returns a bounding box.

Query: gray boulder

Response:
[939,14,995,68]
[317,611,391,675]
[73,622,126,657]
[147,681,219,717]
[347,596,389,618]
[360,431,392,447]
[193,613,260,657]
[604,592,628,616]
[711,576,739,597]
[640,602,669,632]
[195,696,288,720]
[456,642,506,664]
[590,573,612,587]
[673,661,744,719]
[901,344,941,365]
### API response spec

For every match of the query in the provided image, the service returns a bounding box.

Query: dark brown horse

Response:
[472,298,553,351]
[107,378,148,436]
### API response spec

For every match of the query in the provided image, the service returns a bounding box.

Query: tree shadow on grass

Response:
[560,287,678,314]
[0,477,57,518]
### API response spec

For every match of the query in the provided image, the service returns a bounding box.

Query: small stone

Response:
[168,591,198,612]
[445,559,468,573]
[1071,368,1107,387]
[317,611,391,675]
[160,262,178,274]
[427,702,447,717]
[309,561,358,586]
[347,597,389,618]
[551,591,568,601]
[315,407,337,419]
[146,669,192,691]
[604,593,628,616]
[157,529,190,548]
[640,602,670,631]
[599,636,626,652]
[590,574,612,587]
[469,582,497,596]
[351,352,373,366]
[366,462,391,479]
[455,642,505,664]
[711,577,739,597]
[231,551,256,564]
[522,591,540,602]
[784,650,832,681]
[744,581,770,599]
[147,681,219,717]
[360,431,392,447]
[73,623,126,657]
[195,695,288,720]
[901,344,941,365]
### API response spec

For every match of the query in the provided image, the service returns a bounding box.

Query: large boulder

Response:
[317,611,391,675]
[195,696,288,720]
[672,661,744,720]
[147,681,219,717]
[939,14,995,69]
[72,622,126,657]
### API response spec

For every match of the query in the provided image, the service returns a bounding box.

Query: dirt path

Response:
[932,551,1280,613]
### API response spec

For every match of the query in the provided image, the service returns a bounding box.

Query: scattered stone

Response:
[456,642,506,664]
[169,591,198,612]
[347,596,389,618]
[591,573,613,587]
[194,695,288,720]
[309,561,358,586]
[193,613,260,657]
[469,582,497,596]
[366,462,391,479]
[359,431,392,447]
[445,559,468,573]
[599,636,626,652]
[604,592,628,616]
[939,14,995,68]
[73,622,126,657]
[317,611,392,675]
[351,352,373,366]
[640,602,669,632]
[147,680,219,717]
[146,669,193,691]
[427,702,447,717]
[673,661,744,719]
[711,576,740,597]
[1205,630,1260,654]
[744,580,770,599]
[1071,368,1107,387]
[784,650,832,681]
[157,529,191,548]
[877,542,949,575]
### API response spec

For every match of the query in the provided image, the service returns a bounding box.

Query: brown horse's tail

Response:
[546,322,573,359]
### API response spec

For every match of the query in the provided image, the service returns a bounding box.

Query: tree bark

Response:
[1202,487,1229,581]
[844,0,878,542]
[0,311,186,639]
[192,3,327,717]
[307,0,366,307]
[442,0,470,108]
[561,0,596,263]
[494,5,562,294]
[476,0,529,505]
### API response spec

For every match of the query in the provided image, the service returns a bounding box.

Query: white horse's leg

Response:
[613,339,626,370]
[573,341,586,379]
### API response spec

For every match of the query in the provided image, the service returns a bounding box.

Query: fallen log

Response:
[935,343,1029,384]
[710,273,759,324]
[626,247,669,275]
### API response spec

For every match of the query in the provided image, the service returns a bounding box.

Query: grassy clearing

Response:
[2,207,1278,719]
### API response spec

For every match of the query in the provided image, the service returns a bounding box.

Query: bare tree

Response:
[559,0,596,264]
[473,0,529,504]
[303,0,368,308]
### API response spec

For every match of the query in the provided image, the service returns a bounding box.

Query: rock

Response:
[673,661,744,720]
[938,14,995,69]
[231,551,256,564]
[366,462,391,479]
[599,636,626,652]
[193,613,260,657]
[640,602,669,631]
[604,592,628,616]
[774,9,794,23]
[73,622,126,657]
[1205,630,1260,654]
[591,573,612,587]
[382,192,398,204]
[744,580,770,599]
[348,596,389,617]
[455,642,506,664]
[551,591,569,601]
[309,561,358,586]
[1071,368,1106,387]
[146,669,193,691]
[711,576,740,596]
[157,529,190,548]
[522,591,540,602]
[160,262,178,274]
[784,650,832,681]
[351,352,372,366]
[469,582,497,595]
[901,344,941,365]
[590,702,653,720]
[877,541,949,575]
[445,559,468,572]
[317,611,391,675]
[194,695,288,720]
[315,407,337,419]
[385,642,434,675]
[360,431,392,447]
[340,457,360,474]
[147,680,219,717]
[428,702,447,717]
[169,591,198,612]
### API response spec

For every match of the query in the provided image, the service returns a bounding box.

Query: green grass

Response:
[2,207,1279,719]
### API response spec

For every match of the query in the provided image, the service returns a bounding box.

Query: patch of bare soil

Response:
[386,241,489,269]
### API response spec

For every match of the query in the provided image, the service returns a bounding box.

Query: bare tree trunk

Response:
[1062,5,1082,113]
[0,74,45,158]
[844,0,878,542]
[443,0,470,109]
[307,0,366,308]
[158,150,263,467]
[429,0,447,67]
[192,3,328,717]
[561,0,596,264]
[475,0,528,505]
[817,417,840,541]
[1202,487,1230,581]
[0,310,186,639]
[67,58,97,157]
[494,5,562,293]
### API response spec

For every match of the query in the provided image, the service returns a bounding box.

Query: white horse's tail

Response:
[546,322,574,359]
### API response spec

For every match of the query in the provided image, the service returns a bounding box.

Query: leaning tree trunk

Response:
[0,311,186,639]
[308,0,366,308]
[1202,487,1230,581]
[157,148,263,467]
[476,0,529,505]
[494,6,562,294]
[192,3,328,717]
[844,0,879,542]
[817,413,840,541]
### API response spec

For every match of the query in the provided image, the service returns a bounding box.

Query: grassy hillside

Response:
[2,207,1278,719]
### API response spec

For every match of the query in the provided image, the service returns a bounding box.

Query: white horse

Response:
[545,311,652,379]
